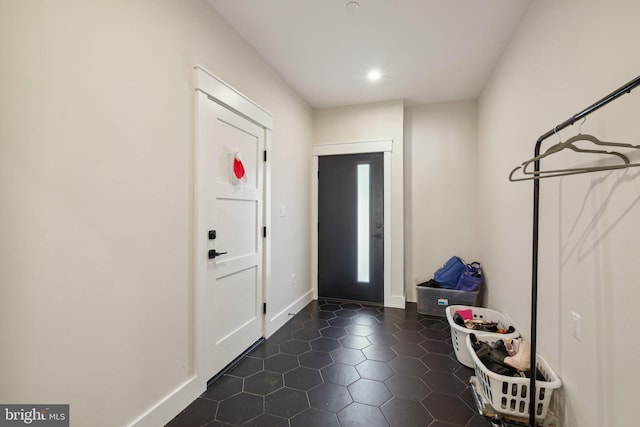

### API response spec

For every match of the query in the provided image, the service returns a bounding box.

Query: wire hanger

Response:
[521,134,631,172]
[509,122,640,181]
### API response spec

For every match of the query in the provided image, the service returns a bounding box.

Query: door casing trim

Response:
[194,65,272,383]
[129,65,273,427]
[311,140,393,307]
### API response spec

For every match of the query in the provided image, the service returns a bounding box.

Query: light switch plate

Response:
[570,311,581,341]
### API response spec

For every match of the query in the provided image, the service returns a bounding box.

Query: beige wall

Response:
[0,1,312,426]
[314,101,405,305]
[5,0,640,426]
[404,102,479,302]
[478,1,640,426]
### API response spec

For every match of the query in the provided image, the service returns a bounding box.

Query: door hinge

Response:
[263,150,267,162]
[263,303,267,315]
[263,226,267,238]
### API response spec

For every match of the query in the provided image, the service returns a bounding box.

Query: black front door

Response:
[318,153,384,303]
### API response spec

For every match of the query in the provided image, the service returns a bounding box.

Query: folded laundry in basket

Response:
[464,319,499,332]
[461,318,516,334]
[503,338,517,356]
[470,334,544,380]
[469,334,516,376]
[504,339,531,372]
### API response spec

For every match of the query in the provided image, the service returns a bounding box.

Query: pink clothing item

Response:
[504,339,531,372]
[455,309,474,321]
[503,338,517,357]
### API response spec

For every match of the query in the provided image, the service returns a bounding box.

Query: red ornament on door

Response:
[232,152,247,184]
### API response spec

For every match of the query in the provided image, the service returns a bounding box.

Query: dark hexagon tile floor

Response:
[166,301,494,427]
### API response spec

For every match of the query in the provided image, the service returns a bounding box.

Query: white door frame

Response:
[193,66,272,382]
[311,140,393,306]
[129,66,272,427]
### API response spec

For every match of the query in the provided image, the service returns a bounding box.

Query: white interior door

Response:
[197,94,264,379]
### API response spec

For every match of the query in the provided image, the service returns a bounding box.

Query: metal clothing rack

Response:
[509,74,640,427]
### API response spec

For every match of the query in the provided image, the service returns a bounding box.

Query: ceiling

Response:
[207,0,532,109]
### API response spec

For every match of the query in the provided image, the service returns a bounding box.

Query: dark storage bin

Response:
[416,283,480,316]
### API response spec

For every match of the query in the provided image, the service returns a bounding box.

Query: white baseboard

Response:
[129,289,403,426]
[128,376,205,427]
[386,294,405,308]
[265,290,314,337]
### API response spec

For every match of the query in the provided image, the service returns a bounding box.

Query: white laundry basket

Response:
[445,305,519,368]
[465,334,561,420]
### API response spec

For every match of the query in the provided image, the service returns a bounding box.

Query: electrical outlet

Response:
[570,311,581,341]
[290,273,295,286]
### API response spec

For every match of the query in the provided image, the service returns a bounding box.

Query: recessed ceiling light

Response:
[367,69,382,82]
[346,1,360,12]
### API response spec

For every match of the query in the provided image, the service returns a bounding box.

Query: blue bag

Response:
[455,262,483,292]
[433,256,466,289]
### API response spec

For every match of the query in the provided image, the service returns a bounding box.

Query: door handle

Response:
[208,249,228,259]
